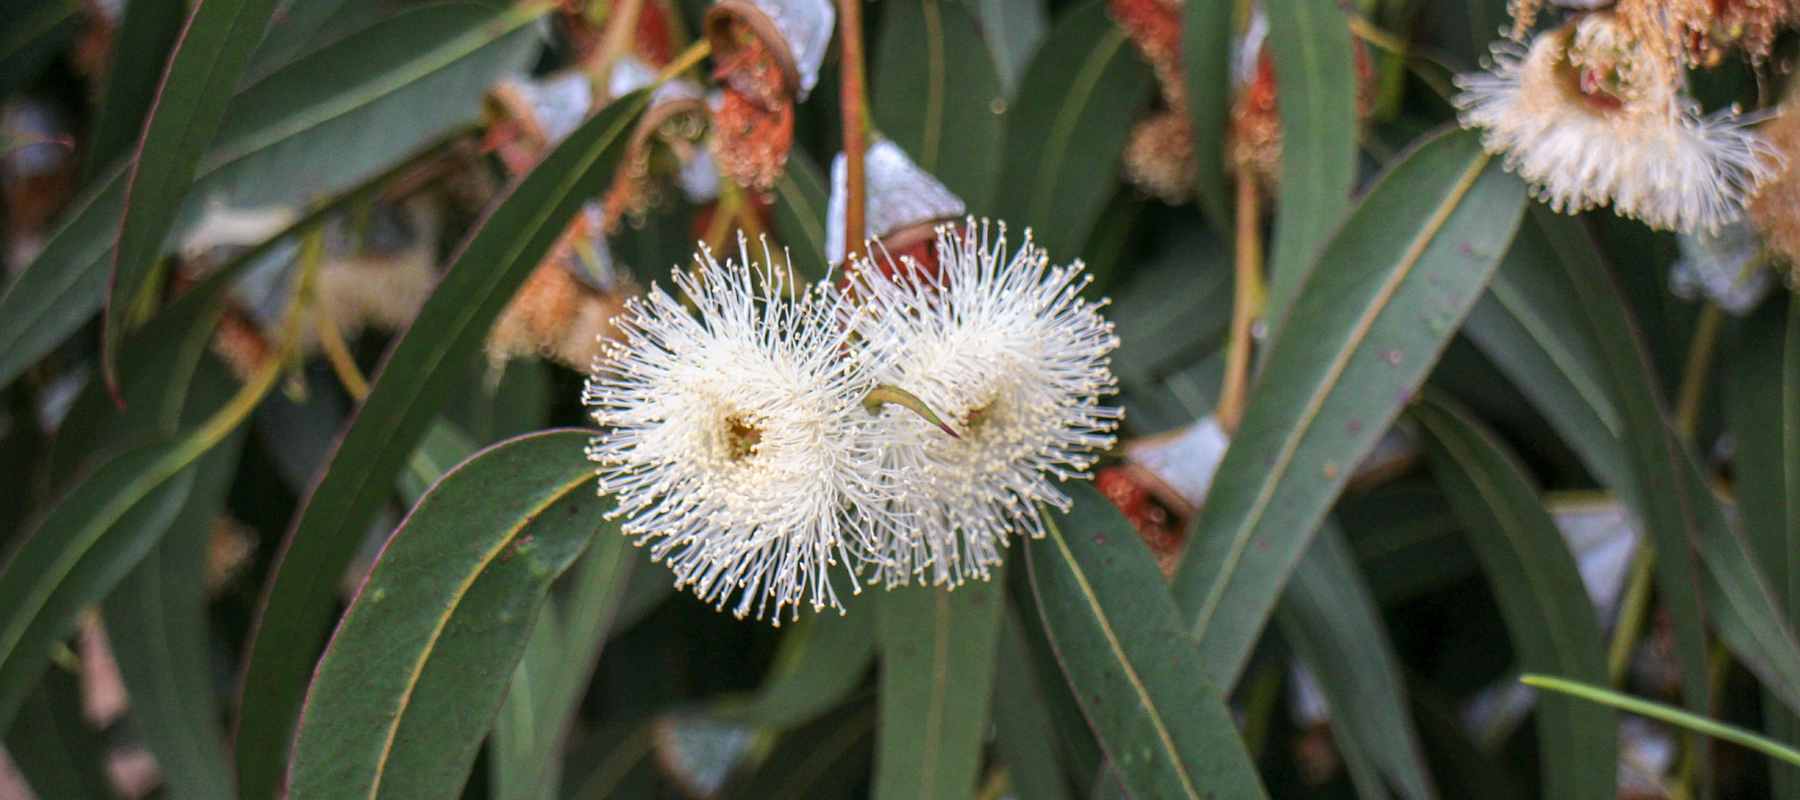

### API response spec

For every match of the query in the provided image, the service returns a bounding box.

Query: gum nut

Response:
[707,0,835,99]
[826,140,967,263]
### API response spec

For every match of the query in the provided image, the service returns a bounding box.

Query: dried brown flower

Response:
[707,11,797,190]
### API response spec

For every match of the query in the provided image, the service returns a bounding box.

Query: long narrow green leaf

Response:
[1181,0,1232,230]
[1259,0,1360,328]
[1729,294,1800,798]
[1462,214,1631,496]
[0,165,128,392]
[722,597,876,729]
[0,441,198,728]
[1416,392,1616,800]
[1170,128,1526,686]
[1026,483,1270,800]
[87,0,188,180]
[991,606,1074,800]
[233,89,650,800]
[873,577,1006,800]
[1276,521,1436,800]
[102,431,244,800]
[1529,208,1728,721]
[197,2,545,206]
[873,0,1005,215]
[286,429,603,800]
[493,521,636,800]
[107,0,285,374]
[0,2,540,393]
[992,0,1153,259]
[4,665,112,800]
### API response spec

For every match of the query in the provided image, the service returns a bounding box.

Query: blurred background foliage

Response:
[0,0,1796,798]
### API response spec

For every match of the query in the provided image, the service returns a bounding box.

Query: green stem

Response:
[1522,674,1800,768]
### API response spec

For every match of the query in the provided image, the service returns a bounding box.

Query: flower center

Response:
[725,415,763,461]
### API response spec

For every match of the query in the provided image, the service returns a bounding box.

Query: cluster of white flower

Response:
[584,221,1121,620]
[1454,12,1781,234]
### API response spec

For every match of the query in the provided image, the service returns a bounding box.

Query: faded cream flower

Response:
[583,242,893,619]
[1454,14,1779,233]
[850,222,1121,588]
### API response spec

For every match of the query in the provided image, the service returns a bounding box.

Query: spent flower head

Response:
[1454,14,1780,233]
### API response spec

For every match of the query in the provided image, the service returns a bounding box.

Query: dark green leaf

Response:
[874,0,1005,215]
[286,429,604,800]
[992,0,1153,260]
[4,664,112,800]
[86,0,188,180]
[1524,208,1712,721]
[102,429,244,800]
[1259,0,1361,328]
[0,2,540,392]
[1728,294,1800,798]
[1027,483,1270,800]
[0,441,198,728]
[732,698,877,800]
[1181,0,1233,230]
[0,165,127,392]
[1462,214,1631,496]
[108,0,285,373]
[233,89,650,800]
[243,0,366,80]
[198,2,545,206]
[493,519,637,800]
[873,577,1006,800]
[1170,128,1526,685]
[0,0,79,97]
[1276,521,1436,800]
[1415,392,1616,800]
[722,596,876,729]
[991,606,1074,800]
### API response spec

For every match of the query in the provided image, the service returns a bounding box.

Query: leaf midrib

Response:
[361,470,590,799]
[198,6,542,176]
[1024,26,1125,225]
[1046,515,1200,800]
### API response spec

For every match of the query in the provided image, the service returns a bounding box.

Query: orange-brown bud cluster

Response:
[707,6,800,191]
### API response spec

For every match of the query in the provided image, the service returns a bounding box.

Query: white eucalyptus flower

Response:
[850,221,1121,587]
[1454,15,1779,233]
[583,243,893,620]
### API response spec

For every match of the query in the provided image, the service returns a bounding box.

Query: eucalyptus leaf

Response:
[1416,392,1616,800]
[286,429,605,800]
[1027,484,1270,800]
[1170,128,1526,687]
[992,0,1153,260]
[873,0,1005,215]
[874,578,1006,800]
[234,89,650,800]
